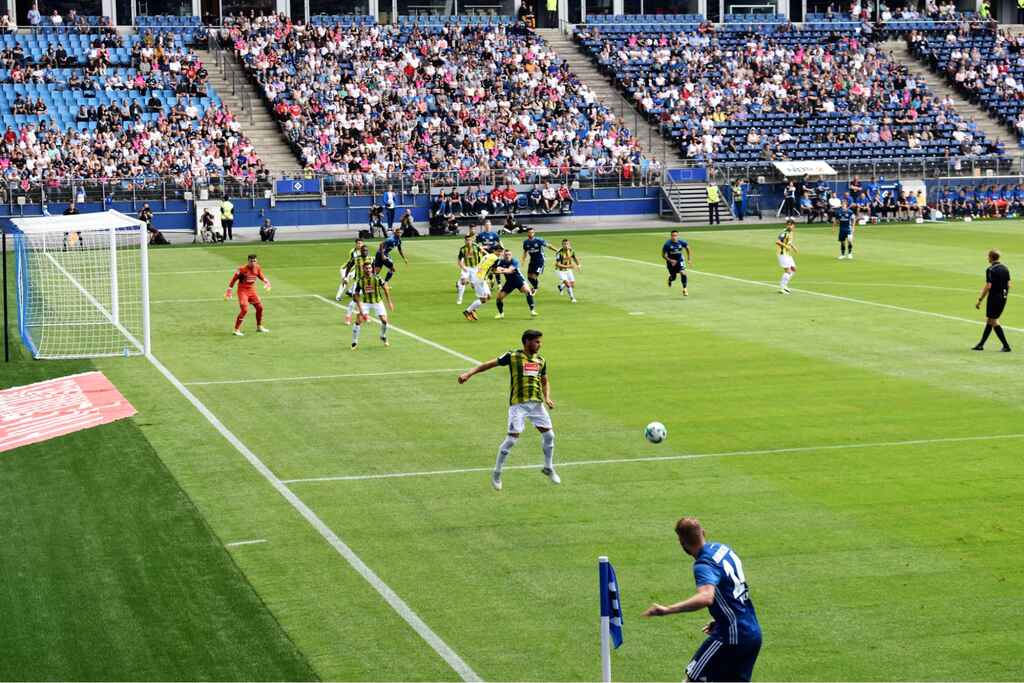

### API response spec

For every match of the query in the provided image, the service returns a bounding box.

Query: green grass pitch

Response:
[2,219,1022,681]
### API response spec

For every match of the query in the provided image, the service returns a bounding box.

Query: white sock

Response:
[467,298,483,312]
[495,435,519,472]
[457,280,466,301]
[346,300,356,315]
[567,286,574,299]
[336,281,347,299]
[541,431,554,469]
[780,272,793,288]
[352,324,361,344]
[379,321,388,341]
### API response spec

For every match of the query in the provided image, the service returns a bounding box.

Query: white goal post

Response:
[10,210,150,359]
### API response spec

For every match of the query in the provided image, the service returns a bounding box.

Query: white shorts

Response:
[470,274,491,298]
[357,301,387,319]
[461,266,473,280]
[507,401,552,433]
[557,269,575,282]
[778,254,796,269]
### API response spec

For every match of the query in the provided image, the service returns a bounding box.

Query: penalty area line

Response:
[185,367,466,386]
[144,352,481,682]
[225,539,268,548]
[281,433,1024,484]
[596,255,1024,333]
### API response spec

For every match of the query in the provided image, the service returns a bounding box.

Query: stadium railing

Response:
[0,165,668,210]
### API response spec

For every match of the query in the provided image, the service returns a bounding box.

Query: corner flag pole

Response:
[599,556,612,683]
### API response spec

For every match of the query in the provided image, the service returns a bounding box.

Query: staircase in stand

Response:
[195,47,302,174]
[884,39,1024,154]
[535,28,688,168]
[661,181,734,223]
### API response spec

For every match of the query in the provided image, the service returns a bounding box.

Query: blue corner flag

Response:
[600,558,623,648]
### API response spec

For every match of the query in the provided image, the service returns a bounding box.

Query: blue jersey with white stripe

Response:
[693,542,761,645]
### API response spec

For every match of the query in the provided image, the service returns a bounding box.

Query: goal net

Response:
[11,210,150,359]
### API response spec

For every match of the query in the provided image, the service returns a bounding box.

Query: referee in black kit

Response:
[973,249,1012,352]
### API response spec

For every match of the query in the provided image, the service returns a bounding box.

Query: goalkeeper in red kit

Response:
[226,254,271,336]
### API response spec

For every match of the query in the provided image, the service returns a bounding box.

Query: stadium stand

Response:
[0,17,265,189]
[227,14,659,189]
[907,25,1024,146]
[573,13,1006,174]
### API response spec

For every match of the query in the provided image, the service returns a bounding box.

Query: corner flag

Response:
[599,556,623,682]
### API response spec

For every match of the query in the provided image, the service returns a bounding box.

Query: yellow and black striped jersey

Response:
[777,230,794,255]
[497,349,546,405]
[459,243,483,268]
[555,247,578,270]
[355,269,387,304]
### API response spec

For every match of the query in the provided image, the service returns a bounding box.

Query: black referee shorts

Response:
[987,296,1007,320]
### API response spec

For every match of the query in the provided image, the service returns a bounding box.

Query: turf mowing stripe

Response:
[312,295,483,364]
[597,255,1024,333]
[280,433,1024,484]
[185,367,465,386]
[144,352,482,682]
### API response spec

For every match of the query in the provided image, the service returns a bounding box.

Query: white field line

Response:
[312,295,482,364]
[185,367,465,387]
[597,255,1024,333]
[145,352,480,682]
[151,294,314,304]
[225,539,268,548]
[282,433,1024,484]
[794,281,978,293]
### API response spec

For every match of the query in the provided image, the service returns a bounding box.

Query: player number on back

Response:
[713,545,749,603]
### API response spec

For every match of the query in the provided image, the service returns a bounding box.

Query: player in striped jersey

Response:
[775,220,798,294]
[458,329,559,491]
[335,238,365,302]
[350,261,394,350]
[555,239,581,303]
[457,234,484,305]
[337,240,370,324]
[462,251,500,320]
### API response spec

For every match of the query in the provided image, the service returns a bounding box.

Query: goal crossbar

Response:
[12,210,147,234]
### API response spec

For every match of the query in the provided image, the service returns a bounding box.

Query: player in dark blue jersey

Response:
[662,230,693,296]
[493,248,536,319]
[521,228,558,292]
[374,229,409,282]
[475,220,504,253]
[833,199,855,260]
[643,517,762,682]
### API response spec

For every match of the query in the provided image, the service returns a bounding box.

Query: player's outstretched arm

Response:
[685,246,693,265]
[641,585,715,617]
[458,359,500,384]
[384,284,395,311]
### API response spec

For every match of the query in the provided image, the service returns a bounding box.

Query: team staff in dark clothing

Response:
[973,249,1011,352]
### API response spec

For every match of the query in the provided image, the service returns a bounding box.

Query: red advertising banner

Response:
[0,371,137,453]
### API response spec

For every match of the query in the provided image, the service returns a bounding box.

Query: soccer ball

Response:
[644,421,667,444]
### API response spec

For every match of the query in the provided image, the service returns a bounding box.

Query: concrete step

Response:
[882,39,1023,153]
[538,31,686,166]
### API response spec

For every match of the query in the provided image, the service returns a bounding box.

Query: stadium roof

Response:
[9,210,145,234]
